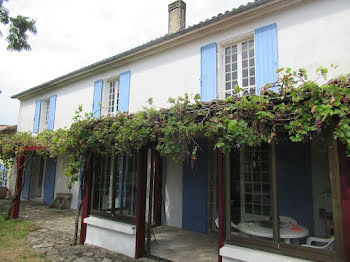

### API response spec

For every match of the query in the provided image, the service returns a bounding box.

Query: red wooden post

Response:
[135,146,148,258]
[153,150,162,226]
[80,156,93,244]
[11,155,25,219]
[337,142,350,262]
[217,150,224,262]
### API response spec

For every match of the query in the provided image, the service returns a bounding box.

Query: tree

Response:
[0,0,37,51]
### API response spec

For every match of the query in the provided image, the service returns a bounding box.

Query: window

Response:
[240,145,272,221]
[39,98,50,132]
[92,152,138,220]
[224,39,255,98]
[105,79,120,114]
[230,144,273,243]
[227,141,343,260]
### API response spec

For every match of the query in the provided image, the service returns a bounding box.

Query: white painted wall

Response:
[84,216,136,258]
[161,155,183,228]
[54,156,79,209]
[16,0,350,132]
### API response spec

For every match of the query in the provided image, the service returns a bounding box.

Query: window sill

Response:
[223,238,343,262]
[84,215,136,235]
[90,210,136,225]
[220,244,312,262]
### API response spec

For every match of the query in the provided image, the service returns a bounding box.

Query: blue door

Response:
[43,158,56,204]
[22,159,32,200]
[182,141,208,233]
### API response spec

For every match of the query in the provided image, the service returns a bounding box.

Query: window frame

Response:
[240,145,272,222]
[102,77,120,116]
[218,32,255,100]
[224,141,345,262]
[39,98,50,132]
[90,151,138,223]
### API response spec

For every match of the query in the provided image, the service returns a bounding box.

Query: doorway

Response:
[29,157,45,199]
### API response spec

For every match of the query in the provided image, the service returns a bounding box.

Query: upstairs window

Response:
[33,95,57,133]
[105,79,120,114]
[224,39,255,98]
[39,98,50,132]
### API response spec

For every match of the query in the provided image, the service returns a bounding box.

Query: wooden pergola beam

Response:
[217,150,224,262]
[135,146,148,258]
[11,155,25,219]
[80,153,93,244]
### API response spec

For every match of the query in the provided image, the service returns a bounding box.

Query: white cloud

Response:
[0,0,250,125]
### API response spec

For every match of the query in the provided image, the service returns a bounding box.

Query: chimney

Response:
[168,0,186,34]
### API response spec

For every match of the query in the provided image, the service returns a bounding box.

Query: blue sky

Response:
[0,0,250,125]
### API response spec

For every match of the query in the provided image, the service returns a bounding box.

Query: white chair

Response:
[279,216,297,224]
[214,218,238,229]
[231,221,238,229]
[215,218,219,228]
[302,236,335,250]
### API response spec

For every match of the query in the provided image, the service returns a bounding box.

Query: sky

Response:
[0,0,250,125]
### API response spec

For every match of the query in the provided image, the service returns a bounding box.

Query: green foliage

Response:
[0,0,37,51]
[1,67,350,186]
[0,132,36,168]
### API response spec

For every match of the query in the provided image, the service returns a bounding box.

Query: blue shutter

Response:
[200,43,217,102]
[33,100,42,133]
[22,159,32,200]
[47,95,57,131]
[255,23,279,94]
[118,71,131,112]
[43,158,56,204]
[92,80,103,118]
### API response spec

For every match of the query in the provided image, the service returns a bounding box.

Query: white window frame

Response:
[240,145,272,222]
[218,33,256,100]
[39,98,50,132]
[102,77,120,116]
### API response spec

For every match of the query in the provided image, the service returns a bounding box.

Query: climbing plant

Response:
[0,67,350,186]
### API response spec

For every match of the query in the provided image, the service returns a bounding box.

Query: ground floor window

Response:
[92,152,138,218]
[228,141,342,259]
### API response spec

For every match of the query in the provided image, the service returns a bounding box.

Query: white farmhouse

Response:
[10,0,350,261]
